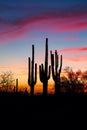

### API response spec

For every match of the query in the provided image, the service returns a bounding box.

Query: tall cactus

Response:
[50,50,62,94]
[39,38,51,95]
[28,45,37,95]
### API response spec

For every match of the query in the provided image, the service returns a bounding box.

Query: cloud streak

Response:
[59,47,87,53]
[63,55,87,62]
[0,4,87,43]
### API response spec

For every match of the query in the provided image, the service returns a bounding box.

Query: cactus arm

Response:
[50,52,55,80]
[44,38,48,78]
[45,38,48,66]
[47,65,51,80]
[28,57,31,85]
[32,45,34,84]
[39,65,42,81]
[34,63,37,84]
[55,50,57,72]
[39,65,44,83]
[59,55,62,73]
[41,64,44,73]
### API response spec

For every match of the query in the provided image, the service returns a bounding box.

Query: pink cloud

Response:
[59,36,79,41]
[63,56,87,62]
[59,22,87,32]
[0,9,87,43]
[59,47,87,53]
[0,27,29,44]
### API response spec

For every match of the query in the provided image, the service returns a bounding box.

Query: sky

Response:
[0,0,87,93]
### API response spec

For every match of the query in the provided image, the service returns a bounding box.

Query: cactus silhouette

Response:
[28,45,37,95]
[13,78,18,92]
[50,50,62,94]
[16,78,18,92]
[39,38,51,95]
[13,86,16,92]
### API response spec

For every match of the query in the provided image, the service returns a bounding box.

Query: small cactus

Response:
[16,78,18,92]
[13,78,18,92]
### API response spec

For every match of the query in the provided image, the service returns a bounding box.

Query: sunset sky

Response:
[0,0,87,93]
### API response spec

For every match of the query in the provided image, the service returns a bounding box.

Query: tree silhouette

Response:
[82,71,87,80]
[60,76,70,92]
[39,38,51,95]
[0,71,14,92]
[81,71,87,92]
[63,66,84,93]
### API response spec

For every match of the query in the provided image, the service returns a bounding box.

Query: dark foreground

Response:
[0,92,87,123]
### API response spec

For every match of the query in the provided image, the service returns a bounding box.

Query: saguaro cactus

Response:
[39,38,51,95]
[28,45,37,95]
[13,78,18,92]
[50,50,62,94]
[16,78,18,92]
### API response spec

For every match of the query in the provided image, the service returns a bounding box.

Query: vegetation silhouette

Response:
[0,38,87,95]
[0,71,14,92]
[0,38,87,122]
[39,38,51,95]
[28,44,37,95]
[61,67,84,93]
[50,50,62,94]
[27,38,87,95]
